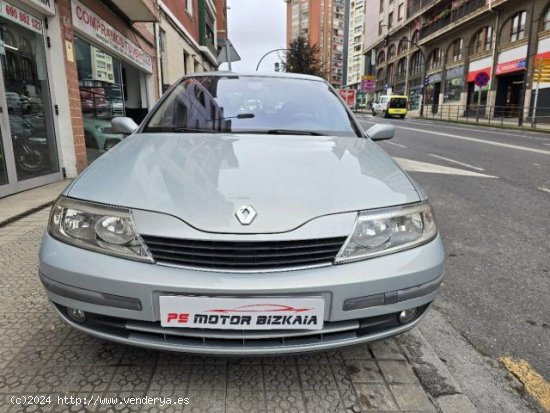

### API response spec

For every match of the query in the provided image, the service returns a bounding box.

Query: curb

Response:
[0,202,54,228]
[397,327,477,413]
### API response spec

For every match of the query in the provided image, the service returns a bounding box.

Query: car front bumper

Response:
[39,232,445,355]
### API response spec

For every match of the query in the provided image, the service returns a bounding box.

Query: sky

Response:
[219,0,287,72]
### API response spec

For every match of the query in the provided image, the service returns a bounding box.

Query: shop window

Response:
[0,15,59,182]
[444,73,463,103]
[510,11,527,42]
[472,27,493,54]
[449,38,463,63]
[75,37,125,164]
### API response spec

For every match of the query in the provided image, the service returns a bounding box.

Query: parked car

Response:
[39,72,444,355]
[372,95,408,118]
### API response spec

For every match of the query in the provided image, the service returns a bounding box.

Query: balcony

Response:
[419,0,486,40]
[407,0,438,19]
[111,0,159,22]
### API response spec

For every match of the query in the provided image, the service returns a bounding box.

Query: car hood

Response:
[67,133,420,234]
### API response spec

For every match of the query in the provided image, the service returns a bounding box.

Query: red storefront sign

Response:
[495,58,526,75]
[0,1,42,34]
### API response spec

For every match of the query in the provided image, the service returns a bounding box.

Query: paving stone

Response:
[378,360,420,384]
[265,390,306,413]
[369,338,406,360]
[225,389,266,412]
[263,364,300,390]
[303,390,347,412]
[341,343,373,360]
[354,383,399,411]
[297,364,339,390]
[187,365,227,390]
[149,365,190,391]
[345,360,386,383]
[227,365,263,390]
[390,383,437,411]
[184,389,225,413]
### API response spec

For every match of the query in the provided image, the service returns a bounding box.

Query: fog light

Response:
[67,307,86,323]
[398,308,417,324]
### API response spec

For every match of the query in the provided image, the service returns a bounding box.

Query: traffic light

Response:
[384,35,389,47]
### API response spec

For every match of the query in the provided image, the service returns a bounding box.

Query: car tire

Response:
[372,109,376,116]
[400,115,406,119]
[383,110,389,118]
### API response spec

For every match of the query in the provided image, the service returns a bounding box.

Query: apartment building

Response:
[364,0,550,118]
[285,0,348,88]
[346,0,366,88]
[157,0,227,92]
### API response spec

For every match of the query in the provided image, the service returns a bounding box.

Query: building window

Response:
[398,4,404,20]
[472,26,493,54]
[380,0,384,12]
[397,58,406,80]
[427,48,441,70]
[388,12,393,29]
[410,51,423,75]
[411,30,419,45]
[386,63,394,83]
[388,44,396,59]
[545,8,550,31]
[510,11,527,42]
[379,21,383,35]
[185,0,193,15]
[449,38,463,62]
[398,37,408,54]
[377,50,386,65]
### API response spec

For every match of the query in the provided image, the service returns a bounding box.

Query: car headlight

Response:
[48,196,153,262]
[335,201,437,264]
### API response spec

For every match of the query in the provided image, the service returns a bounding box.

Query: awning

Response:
[110,0,159,22]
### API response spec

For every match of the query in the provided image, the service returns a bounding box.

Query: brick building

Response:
[0,0,232,198]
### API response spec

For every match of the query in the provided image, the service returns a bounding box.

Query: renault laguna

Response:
[39,72,445,355]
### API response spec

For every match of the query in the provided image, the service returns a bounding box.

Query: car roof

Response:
[184,71,327,83]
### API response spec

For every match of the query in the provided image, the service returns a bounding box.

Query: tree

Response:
[282,36,325,78]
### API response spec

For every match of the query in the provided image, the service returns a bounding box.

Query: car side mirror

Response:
[366,124,395,141]
[111,117,139,135]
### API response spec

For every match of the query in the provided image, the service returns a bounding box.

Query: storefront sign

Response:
[361,75,376,93]
[428,73,442,84]
[19,0,55,16]
[71,0,153,73]
[0,1,42,34]
[495,58,526,75]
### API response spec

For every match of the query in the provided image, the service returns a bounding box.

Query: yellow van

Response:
[372,95,408,118]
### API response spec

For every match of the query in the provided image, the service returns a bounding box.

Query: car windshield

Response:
[143,75,361,137]
[389,98,407,109]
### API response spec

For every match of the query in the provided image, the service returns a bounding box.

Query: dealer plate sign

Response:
[160,296,325,330]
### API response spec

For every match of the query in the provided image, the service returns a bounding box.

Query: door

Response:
[0,6,61,198]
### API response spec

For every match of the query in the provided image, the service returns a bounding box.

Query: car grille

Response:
[140,235,348,271]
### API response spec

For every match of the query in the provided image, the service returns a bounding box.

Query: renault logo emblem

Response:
[235,205,257,225]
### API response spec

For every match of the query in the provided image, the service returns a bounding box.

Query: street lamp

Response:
[255,48,291,71]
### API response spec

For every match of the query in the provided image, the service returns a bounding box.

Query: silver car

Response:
[39,72,444,355]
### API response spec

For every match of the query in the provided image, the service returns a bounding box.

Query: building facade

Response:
[346,0,366,88]
[0,0,231,198]
[364,0,550,118]
[286,0,347,88]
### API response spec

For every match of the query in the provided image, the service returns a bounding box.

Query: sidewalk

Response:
[0,184,478,413]
[0,179,71,226]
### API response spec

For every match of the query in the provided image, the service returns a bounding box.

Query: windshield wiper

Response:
[265,129,326,136]
[173,127,215,133]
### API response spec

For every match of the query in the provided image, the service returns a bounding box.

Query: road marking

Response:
[500,357,550,411]
[538,187,550,193]
[428,154,485,171]
[396,126,550,155]
[385,141,408,149]
[393,157,497,178]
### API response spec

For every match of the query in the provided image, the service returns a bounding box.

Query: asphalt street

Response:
[357,114,550,385]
